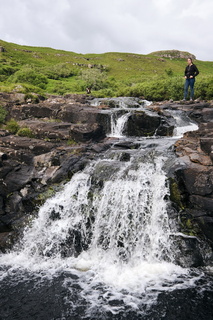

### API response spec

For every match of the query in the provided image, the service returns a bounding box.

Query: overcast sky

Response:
[1,0,212,61]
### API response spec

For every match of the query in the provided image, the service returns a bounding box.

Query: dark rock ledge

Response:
[0,93,213,253]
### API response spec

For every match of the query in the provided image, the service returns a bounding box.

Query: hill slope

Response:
[0,40,213,100]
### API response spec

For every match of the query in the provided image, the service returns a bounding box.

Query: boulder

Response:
[126,111,174,136]
[3,163,35,193]
[70,123,105,142]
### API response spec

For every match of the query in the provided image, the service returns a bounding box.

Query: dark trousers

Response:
[184,78,195,99]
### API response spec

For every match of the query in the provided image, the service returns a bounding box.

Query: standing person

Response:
[183,58,199,101]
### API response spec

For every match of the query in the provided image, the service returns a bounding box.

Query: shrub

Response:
[17,127,35,138]
[51,81,70,95]
[10,67,48,89]
[0,105,7,124]
[5,119,20,134]
[42,63,79,80]
[0,65,17,76]
[195,76,213,100]
[165,68,173,76]
[116,77,184,101]
[79,69,108,91]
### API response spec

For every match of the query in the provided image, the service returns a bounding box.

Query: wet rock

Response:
[40,166,60,185]
[174,235,205,267]
[70,123,105,142]
[4,192,24,216]
[0,94,113,250]
[120,152,131,162]
[126,111,160,136]
[0,232,15,252]
[4,163,35,193]
[91,161,121,188]
[189,195,213,214]
[155,118,174,136]
[196,216,213,243]
[126,111,174,137]
[51,155,88,183]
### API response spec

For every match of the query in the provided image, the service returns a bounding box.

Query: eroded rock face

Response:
[171,102,213,246]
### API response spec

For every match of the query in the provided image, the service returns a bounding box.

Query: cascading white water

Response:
[172,111,198,138]
[3,157,174,267]
[108,112,131,138]
[91,97,152,138]
[0,151,200,314]
[0,101,204,318]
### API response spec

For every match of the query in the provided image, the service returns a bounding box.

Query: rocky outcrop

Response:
[0,94,110,251]
[126,111,174,136]
[163,101,213,247]
[151,50,196,60]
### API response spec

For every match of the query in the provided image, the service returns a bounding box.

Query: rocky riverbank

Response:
[0,93,213,254]
[150,100,213,250]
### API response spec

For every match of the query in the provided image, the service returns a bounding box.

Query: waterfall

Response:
[4,156,174,267]
[91,97,152,138]
[0,100,205,318]
[108,111,131,138]
[0,148,200,314]
[172,111,198,137]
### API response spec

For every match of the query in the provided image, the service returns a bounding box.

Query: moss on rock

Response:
[169,178,184,210]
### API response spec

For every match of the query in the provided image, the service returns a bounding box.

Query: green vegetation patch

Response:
[1,40,213,100]
[0,105,7,124]
[17,127,35,138]
[5,119,20,134]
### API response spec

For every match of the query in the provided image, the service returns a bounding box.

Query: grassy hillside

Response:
[0,39,213,100]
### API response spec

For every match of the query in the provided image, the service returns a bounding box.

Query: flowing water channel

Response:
[0,98,213,320]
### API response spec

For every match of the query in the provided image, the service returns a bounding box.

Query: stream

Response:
[0,98,213,320]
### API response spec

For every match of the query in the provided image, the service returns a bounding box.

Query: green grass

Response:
[1,39,213,100]
[5,119,20,134]
[17,127,35,138]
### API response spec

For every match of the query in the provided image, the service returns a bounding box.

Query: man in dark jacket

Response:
[183,58,199,101]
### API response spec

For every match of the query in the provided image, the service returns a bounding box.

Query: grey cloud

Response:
[0,0,212,60]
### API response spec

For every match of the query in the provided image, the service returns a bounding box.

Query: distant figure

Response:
[183,58,199,101]
[86,87,91,94]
